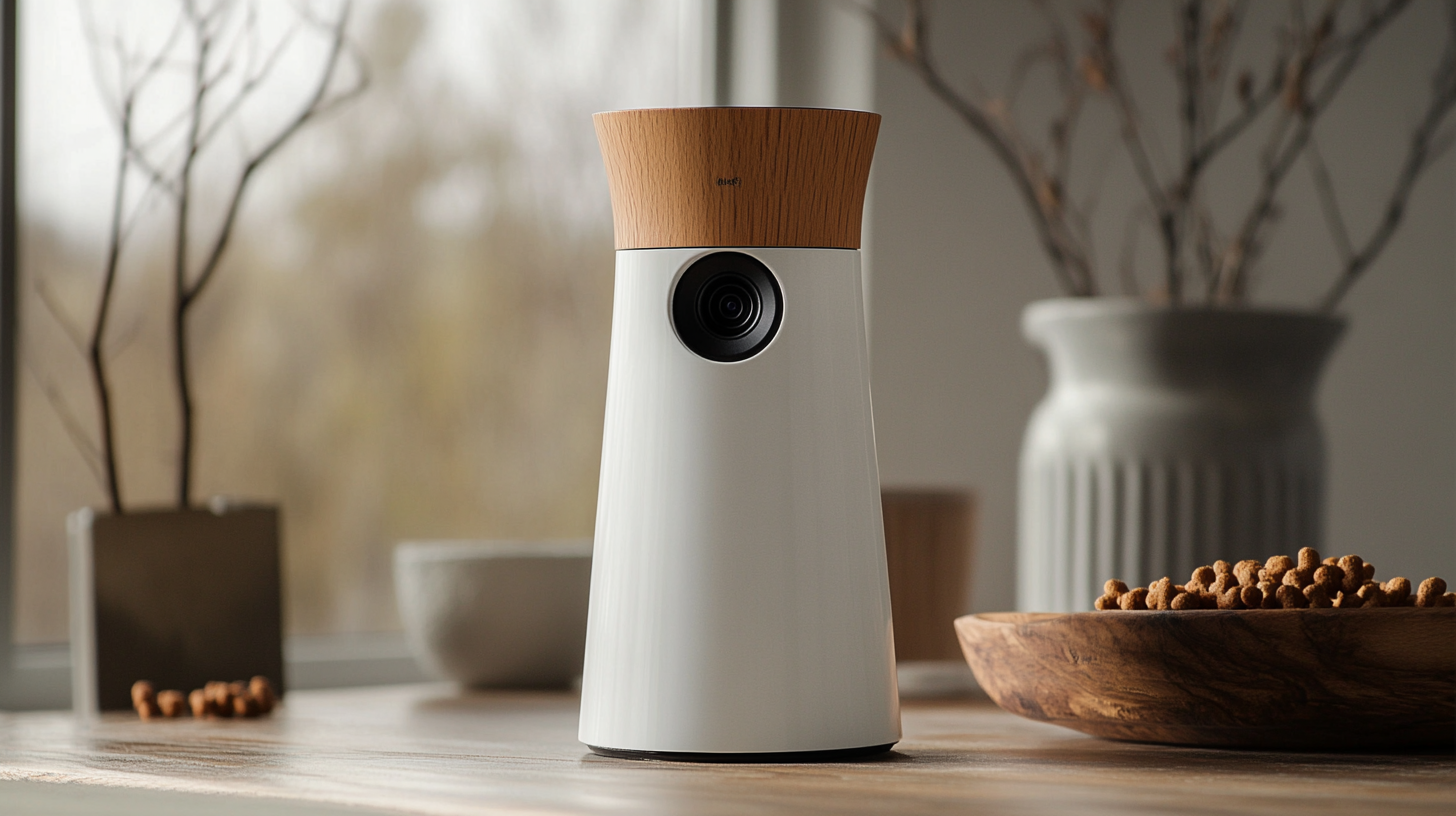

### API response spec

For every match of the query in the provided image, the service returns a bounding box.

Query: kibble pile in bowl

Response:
[1094,547,1453,611]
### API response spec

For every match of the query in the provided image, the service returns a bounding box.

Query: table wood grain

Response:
[1,684,1452,815]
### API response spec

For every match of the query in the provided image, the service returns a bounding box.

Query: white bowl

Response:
[394,539,592,689]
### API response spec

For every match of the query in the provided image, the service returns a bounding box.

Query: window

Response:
[13,0,678,649]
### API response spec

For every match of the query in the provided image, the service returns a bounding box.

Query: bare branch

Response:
[1004,41,1058,114]
[79,1,122,122]
[21,356,107,490]
[166,0,215,508]
[1199,0,1248,135]
[1303,133,1354,263]
[195,17,302,150]
[1117,200,1160,298]
[1216,0,1412,302]
[170,2,366,506]
[31,276,88,356]
[183,3,366,307]
[866,0,1095,295]
[1179,1,1204,171]
[1192,206,1222,289]
[1320,7,1456,311]
[90,90,134,513]
[1094,2,1183,301]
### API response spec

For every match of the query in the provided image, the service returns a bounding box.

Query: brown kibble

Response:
[1240,585,1263,609]
[205,681,234,718]
[131,680,155,707]
[1277,584,1308,609]
[1263,555,1293,584]
[1148,577,1177,610]
[1383,577,1412,606]
[1187,566,1216,593]
[1312,565,1344,596]
[156,690,186,718]
[232,692,260,718]
[1417,577,1448,607]
[1356,582,1386,608]
[1104,579,1129,596]
[1337,556,1364,594]
[1282,567,1313,589]
[249,676,275,701]
[1119,587,1149,610]
[1257,581,1282,608]
[1233,560,1261,587]
[189,689,207,718]
[1304,584,1333,608]
[131,681,159,721]
[1093,552,1443,613]
[1218,586,1244,610]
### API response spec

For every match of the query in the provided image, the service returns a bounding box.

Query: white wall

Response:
[866,0,1455,612]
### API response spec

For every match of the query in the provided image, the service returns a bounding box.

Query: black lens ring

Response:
[696,273,760,339]
[671,252,783,363]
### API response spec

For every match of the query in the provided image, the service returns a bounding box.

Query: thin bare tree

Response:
[866,0,1456,311]
[76,0,368,512]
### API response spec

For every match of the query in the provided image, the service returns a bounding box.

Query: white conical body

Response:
[579,247,900,755]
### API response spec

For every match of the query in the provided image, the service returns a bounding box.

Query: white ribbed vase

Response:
[1017,299,1346,613]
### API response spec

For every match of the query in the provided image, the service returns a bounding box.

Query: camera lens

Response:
[671,252,782,363]
[697,274,760,339]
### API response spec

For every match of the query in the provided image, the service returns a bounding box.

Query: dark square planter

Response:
[68,504,284,715]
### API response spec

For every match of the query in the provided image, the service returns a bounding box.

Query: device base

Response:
[586,742,897,764]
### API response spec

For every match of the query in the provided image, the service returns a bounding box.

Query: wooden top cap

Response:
[594,107,880,250]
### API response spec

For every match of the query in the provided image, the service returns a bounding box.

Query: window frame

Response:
[1,0,20,708]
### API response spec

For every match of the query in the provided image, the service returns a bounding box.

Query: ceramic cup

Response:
[394,539,592,689]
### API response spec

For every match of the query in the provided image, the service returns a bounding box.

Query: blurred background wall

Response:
[864,0,1454,613]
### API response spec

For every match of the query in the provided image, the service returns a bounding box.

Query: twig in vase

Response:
[868,0,1449,311]
[1318,4,1456,312]
[1213,0,1413,303]
[862,0,1098,297]
[75,1,368,513]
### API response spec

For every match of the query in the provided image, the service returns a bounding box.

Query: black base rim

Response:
[586,742,897,764]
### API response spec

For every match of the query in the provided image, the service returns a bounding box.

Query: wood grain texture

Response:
[883,490,974,661]
[2,684,1454,815]
[955,609,1456,750]
[594,107,879,249]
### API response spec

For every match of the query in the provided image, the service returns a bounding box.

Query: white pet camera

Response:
[579,107,900,760]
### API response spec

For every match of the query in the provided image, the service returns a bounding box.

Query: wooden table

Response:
[1,684,1452,815]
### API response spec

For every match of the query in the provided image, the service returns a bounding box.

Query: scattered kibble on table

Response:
[131,676,276,720]
[1093,547,1454,611]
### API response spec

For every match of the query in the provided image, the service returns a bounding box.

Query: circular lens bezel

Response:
[671,252,782,363]
[696,273,761,339]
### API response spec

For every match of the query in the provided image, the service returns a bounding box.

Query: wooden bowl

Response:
[955,608,1456,750]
